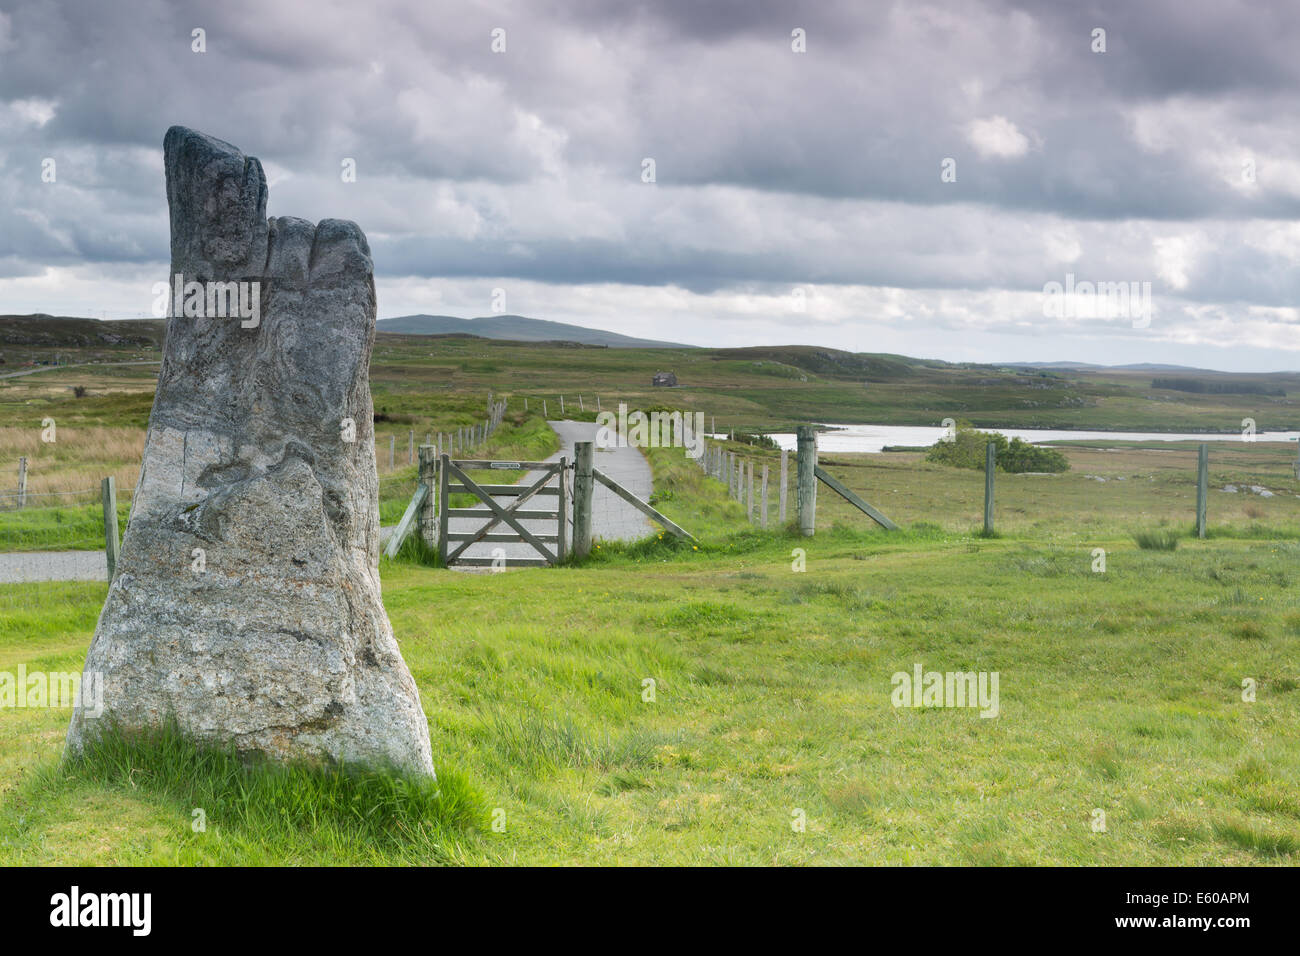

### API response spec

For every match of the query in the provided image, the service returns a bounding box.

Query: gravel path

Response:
[3,420,655,581]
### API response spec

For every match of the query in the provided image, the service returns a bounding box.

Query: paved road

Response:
[2,420,655,581]
[0,549,106,583]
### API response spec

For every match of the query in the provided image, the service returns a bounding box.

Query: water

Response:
[759,424,1300,454]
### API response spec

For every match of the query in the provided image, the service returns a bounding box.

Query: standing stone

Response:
[65,127,434,775]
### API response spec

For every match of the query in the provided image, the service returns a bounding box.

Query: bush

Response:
[925,421,1069,473]
[731,432,779,450]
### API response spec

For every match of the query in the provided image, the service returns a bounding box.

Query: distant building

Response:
[653,371,677,387]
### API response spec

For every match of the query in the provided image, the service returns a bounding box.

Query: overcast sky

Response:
[2,0,1299,370]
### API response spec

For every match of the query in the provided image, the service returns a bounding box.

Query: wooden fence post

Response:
[797,425,817,536]
[525,397,529,412]
[389,434,395,469]
[102,476,120,580]
[981,442,996,534]
[418,445,438,547]
[761,463,769,529]
[408,430,414,465]
[779,448,788,523]
[579,395,584,412]
[1197,443,1208,539]
[543,399,548,418]
[17,456,27,509]
[560,395,565,415]
[573,441,594,559]
[747,461,755,520]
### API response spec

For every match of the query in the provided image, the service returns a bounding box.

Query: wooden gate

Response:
[436,455,568,568]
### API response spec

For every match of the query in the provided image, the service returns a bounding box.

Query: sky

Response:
[1,0,1299,370]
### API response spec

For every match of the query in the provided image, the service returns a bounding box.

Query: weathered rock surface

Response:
[65,127,434,775]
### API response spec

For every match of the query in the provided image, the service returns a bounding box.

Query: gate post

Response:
[437,454,450,566]
[573,441,595,559]
[418,444,438,548]
[17,456,27,509]
[796,425,817,536]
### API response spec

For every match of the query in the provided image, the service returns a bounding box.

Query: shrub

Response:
[925,421,1069,473]
[731,432,779,450]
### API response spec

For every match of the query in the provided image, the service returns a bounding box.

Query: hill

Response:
[0,315,164,349]
[377,314,690,348]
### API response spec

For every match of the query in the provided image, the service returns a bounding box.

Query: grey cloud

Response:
[0,0,1298,366]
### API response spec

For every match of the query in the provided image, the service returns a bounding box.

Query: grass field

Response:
[3,525,1297,864]
[1,328,1297,865]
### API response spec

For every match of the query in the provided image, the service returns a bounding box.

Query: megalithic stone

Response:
[65,127,435,776]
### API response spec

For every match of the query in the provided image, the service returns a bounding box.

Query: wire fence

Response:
[0,482,110,584]
[697,434,1300,538]
[699,439,789,529]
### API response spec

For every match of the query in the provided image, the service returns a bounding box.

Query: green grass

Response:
[4,529,1298,865]
[4,720,483,865]
[4,331,1299,865]
[0,501,126,552]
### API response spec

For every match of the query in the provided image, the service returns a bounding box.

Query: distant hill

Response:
[0,314,165,348]
[377,314,690,348]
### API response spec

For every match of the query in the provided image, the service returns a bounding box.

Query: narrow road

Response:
[3,420,655,581]
[0,550,106,583]
[0,360,161,380]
